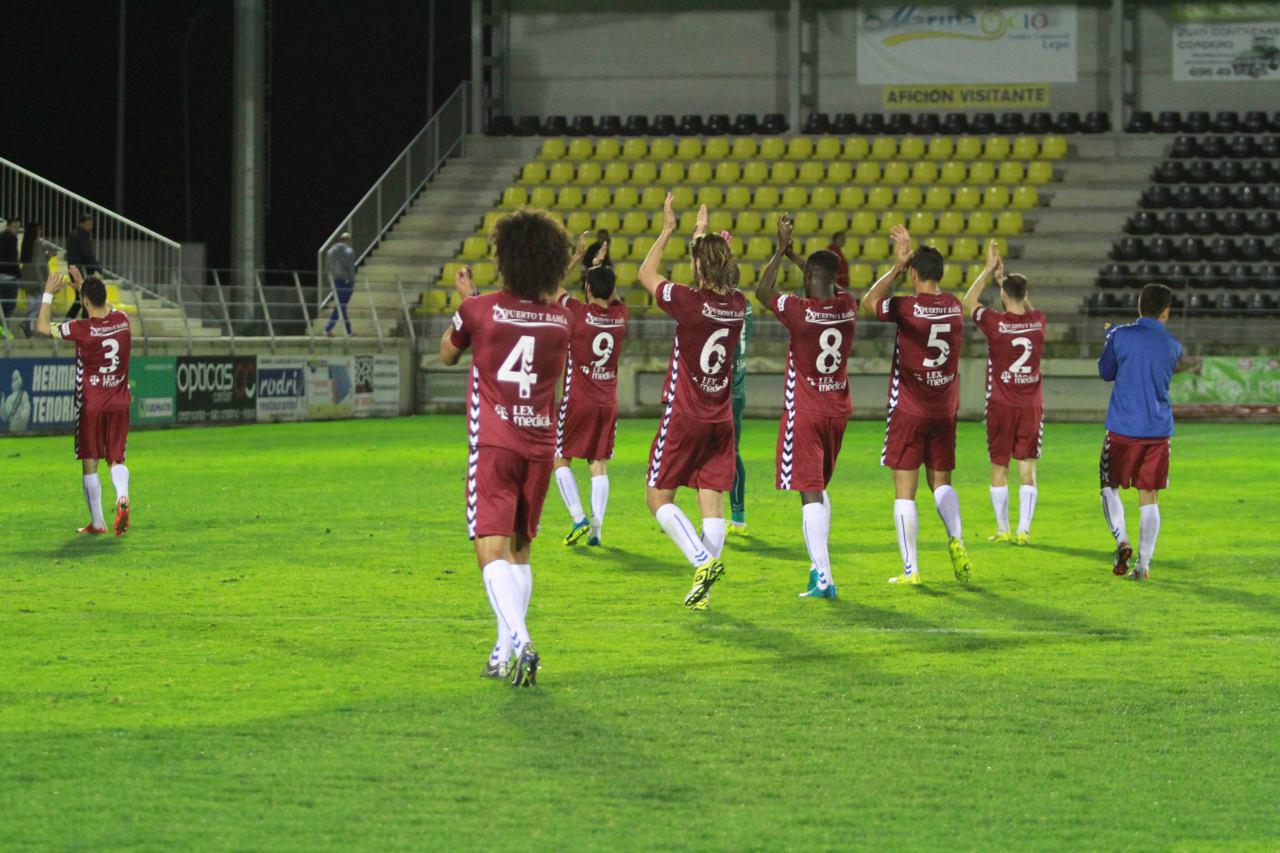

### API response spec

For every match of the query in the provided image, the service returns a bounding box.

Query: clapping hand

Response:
[662,192,677,234]
[889,224,912,267]
[454,265,476,300]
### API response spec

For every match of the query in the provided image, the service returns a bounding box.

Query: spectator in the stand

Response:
[827,231,850,290]
[324,231,356,336]
[0,219,20,336]
[65,213,100,319]
[582,229,612,272]
[20,222,59,336]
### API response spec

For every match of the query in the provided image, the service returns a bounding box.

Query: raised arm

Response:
[961,239,1002,318]
[555,231,592,302]
[691,203,709,242]
[755,213,793,308]
[638,191,677,296]
[440,267,475,365]
[35,269,70,338]
[860,225,911,317]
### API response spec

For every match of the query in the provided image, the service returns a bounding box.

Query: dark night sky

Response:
[4,1,471,272]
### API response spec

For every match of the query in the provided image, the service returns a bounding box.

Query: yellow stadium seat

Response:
[826,162,853,185]
[981,187,1010,209]
[926,137,954,160]
[585,186,611,208]
[686,162,712,184]
[880,211,906,232]
[568,139,593,160]
[898,136,925,160]
[838,186,866,209]
[813,216,845,242]
[472,261,497,285]
[704,137,730,160]
[967,211,995,234]
[697,186,724,208]
[954,136,982,160]
[842,137,870,160]
[1027,161,1054,184]
[848,263,873,287]
[782,263,805,286]
[640,186,666,208]
[759,137,786,159]
[923,235,947,253]
[530,186,556,208]
[786,137,814,160]
[730,138,758,159]
[762,212,785,234]
[950,237,979,261]
[992,236,1010,256]
[953,186,981,209]
[940,161,967,185]
[870,137,897,160]
[746,237,773,260]
[814,136,841,160]
[810,186,837,208]
[460,236,489,260]
[909,211,936,234]
[662,239,684,261]
[501,186,528,208]
[854,162,881,184]
[596,212,622,233]
[519,162,547,184]
[714,161,742,184]
[630,161,658,184]
[1011,136,1038,160]
[910,161,939,184]
[940,263,962,289]
[556,187,584,209]
[676,138,703,160]
[614,186,639,209]
[438,261,465,284]
[770,162,798,184]
[735,211,763,233]
[798,162,825,184]
[882,161,910,184]
[621,211,648,234]
[752,187,781,209]
[709,211,734,233]
[1040,135,1068,160]
[1011,186,1039,209]
[725,186,751,208]
[540,139,567,160]
[603,162,629,184]
[549,162,575,183]
[659,162,685,184]
[996,161,1024,184]
[482,211,503,231]
[996,210,1023,235]
[727,236,745,257]
[936,211,965,235]
[624,285,649,307]
[983,136,1011,160]
[678,211,698,232]
[924,187,951,210]
[566,211,593,233]
[621,138,647,160]
[861,237,890,260]
[648,138,675,160]
[629,240,650,259]
[743,161,769,184]
[594,139,622,160]
[867,186,894,209]
[967,161,995,184]
[541,210,564,225]
[421,289,450,312]
[614,263,639,286]
[782,186,808,208]
[850,211,877,235]
[897,187,924,209]
[802,235,828,256]
[737,263,757,287]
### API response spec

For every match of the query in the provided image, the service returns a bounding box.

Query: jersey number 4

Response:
[498,335,537,399]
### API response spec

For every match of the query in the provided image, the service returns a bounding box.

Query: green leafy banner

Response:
[1173,3,1280,21]
[1171,357,1280,404]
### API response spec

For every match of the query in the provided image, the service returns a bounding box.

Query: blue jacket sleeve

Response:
[1098,328,1119,381]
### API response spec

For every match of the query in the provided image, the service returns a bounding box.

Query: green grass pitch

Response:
[2,415,1278,849]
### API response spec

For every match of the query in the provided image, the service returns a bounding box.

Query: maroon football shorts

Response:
[75,408,129,464]
[881,410,956,472]
[647,412,735,492]
[556,401,618,461]
[1099,431,1170,491]
[467,444,553,541]
[986,402,1043,465]
[777,410,847,491]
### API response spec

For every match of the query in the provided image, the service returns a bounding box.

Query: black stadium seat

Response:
[969,112,996,134]
[1173,185,1203,209]
[1214,160,1244,184]
[1198,135,1226,158]
[1157,211,1187,235]
[541,115,568,136]
[1055,111,1082,133]
[1141,186,1173,209]
[1135,262,1164,284]
[1229,263,1259,287]
[1264,186,1280,210]
[1099,263,1132,289]
[1246,160,1276,183]
[1232,185,1260,209]
[1213,111,1241,134]
[1259,136,1280,158]
[1243,110,1268,133]
[832,113,857,134]
[1184,111,1211,134]
[487,115,514,136]
[677,114,704,136]
[515,115,540,136]
[1113,237,1144,261]
[623,114,650,136]
[886,113,913,135]
[1153,161,1184,183]
[1176,236,1204,262]
[1083,111,1110,133]
[1127,111,1154,133]
[996,112,1024,134]
[1270,238,1280,261]
[803,112,831,135]
[1202,185,1231,209]
[1228,135,1257,159]
[762,113,788,134]
[858,113,886,135]
[1250,211,1278,236]
[1221,211,1248,236]
[569,115,595,136]
[942,112,968,134]
[1147,237,1175,262]
[1185,161,1214,184]
[1026,112,1053,134]
[1190,211,1218,236]
[731,114,758,136]
[652,114,677,135]
[1170,136,1198,159]
[597,115,622,135]
[1156,111,1182,133]
[914,113,941,135]
[1240,237,1267,262]
[706,114,730,135]
[1127,211,1158,235]
[1207,237,1236,262]
[1167,263,1193,289]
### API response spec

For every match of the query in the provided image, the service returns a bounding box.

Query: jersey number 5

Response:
[498,335,537,399]
[923,323,952,369]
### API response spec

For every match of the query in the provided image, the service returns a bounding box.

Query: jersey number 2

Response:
[1009,337,1034,374]
[498,335,537,399]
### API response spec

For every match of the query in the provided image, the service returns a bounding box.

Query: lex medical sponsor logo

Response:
[998,320,1044,334]
[491,305,567,328]
[89,374,126,389]
[700,303,745,324]
[804,307,855,325]
[916,369,956,388]
[698,375,730,395]
[584,364,617,382]
[1001,370,1041,385]
[814,377,849,392]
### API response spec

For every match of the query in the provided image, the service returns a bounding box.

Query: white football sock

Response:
[701,517,726,559]
[83,474,105,529]
[1137,504,1161,571]
[655,503,712,567]
[933,484,963,540]
[893,499,919,575]
[1101,487,1128,544]
[483,571,513,665]
[989,485,1010,534]
[110,464,130,503]
[511,563,532,616]
[590,475,609,530]
[1017,485,1037,535]
[554,466,586,525]
[802,502,832,587]
[482,560,530,652]
[822,490,831,515]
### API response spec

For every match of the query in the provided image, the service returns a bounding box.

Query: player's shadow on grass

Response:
[950,586,1136,639]
[1159,577,1280,614]
[1032,543,1110,563]
[12,537,125,561]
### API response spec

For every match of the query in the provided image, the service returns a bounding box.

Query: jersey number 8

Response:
[816,328,843,375]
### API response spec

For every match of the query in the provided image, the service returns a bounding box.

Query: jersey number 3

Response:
[498,335,537,399]
[100,338,121,374]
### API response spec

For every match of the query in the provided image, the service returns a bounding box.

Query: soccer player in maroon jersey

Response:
[755,213,856,599]
[962,241,1047,546]
[859,225,973,585]
[552,236,628,548]
[440,209,572,686]
[637,194,747,611]
[35,267,133,536]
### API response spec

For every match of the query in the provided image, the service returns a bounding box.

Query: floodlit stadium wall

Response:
[503,2,1278,118]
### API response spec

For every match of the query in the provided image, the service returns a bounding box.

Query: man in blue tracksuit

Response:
[1097,283,1200,580]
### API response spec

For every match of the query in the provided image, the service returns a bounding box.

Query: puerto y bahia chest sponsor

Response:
[175,356,257,423]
